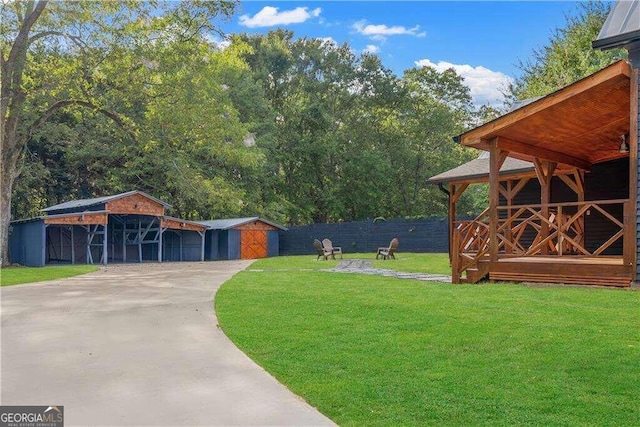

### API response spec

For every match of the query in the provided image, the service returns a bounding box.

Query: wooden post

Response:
[628,66,639,271]
[505,180,513,254]
[557,205,563,256]
[449,184,456,263]
[489,139,500,262]
[451,227,460,284]
[449,183,468,262]
[534,159,556,255]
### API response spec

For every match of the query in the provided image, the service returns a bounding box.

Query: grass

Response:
[0,265,99,286]
[247,254,340,270]
[250,252,451,275]
[370,251,451,274]
[217,254,640,426]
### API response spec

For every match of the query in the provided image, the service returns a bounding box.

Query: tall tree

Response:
[508,1,626,101]
[0,0,236,266]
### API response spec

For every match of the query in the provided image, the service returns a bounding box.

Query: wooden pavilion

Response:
[429,60,639,287]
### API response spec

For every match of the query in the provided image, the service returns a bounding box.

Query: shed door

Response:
[240,230,268,259]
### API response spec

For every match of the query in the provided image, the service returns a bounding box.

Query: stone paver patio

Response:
[327,259,452,283]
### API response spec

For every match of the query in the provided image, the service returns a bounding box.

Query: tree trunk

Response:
[0,1,48,267]
[0,150,17,267]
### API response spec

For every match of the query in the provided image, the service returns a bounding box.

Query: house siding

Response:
[499,158,628,255]
[633,54,640,280]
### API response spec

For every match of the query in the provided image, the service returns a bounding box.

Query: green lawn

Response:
[370,251,451,274]
[217,255,640,426]
[251,252,451,275]
[0,265,99,286]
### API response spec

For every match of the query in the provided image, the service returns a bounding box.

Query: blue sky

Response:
[215,1,590,106]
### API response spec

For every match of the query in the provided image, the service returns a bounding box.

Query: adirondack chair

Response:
[376,238,399,260]
[322,238,343,259]
[313,239,333,260]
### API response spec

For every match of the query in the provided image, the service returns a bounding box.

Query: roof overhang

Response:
[197,217,288,231]
[162,216,208,232]
[456,61,632,171]
[428,157,535,185]
[592,0,640,51]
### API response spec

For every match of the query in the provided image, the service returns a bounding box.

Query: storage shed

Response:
[9,191,208,266]
[197,217,287,260]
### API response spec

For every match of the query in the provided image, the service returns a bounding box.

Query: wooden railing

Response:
[452,199,630,283]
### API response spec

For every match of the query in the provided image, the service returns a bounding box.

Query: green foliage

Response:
[1,1,239,265]
[8,5,488,228]
[508,1,627,101]
[232,31,478,223]
[1,265,98,286]
[217,262,640,425]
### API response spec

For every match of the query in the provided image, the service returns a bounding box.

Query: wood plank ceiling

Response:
[459,61,631,169]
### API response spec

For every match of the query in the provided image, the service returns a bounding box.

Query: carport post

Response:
[60,227,64,260]
[199,231,205,261]
[70,226,75,264]
[122,221,126,262]
[102,224,108,265]
[158,225,163,263]
[138,218,142,263]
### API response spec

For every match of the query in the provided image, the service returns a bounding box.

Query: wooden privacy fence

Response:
[279,217,456,255]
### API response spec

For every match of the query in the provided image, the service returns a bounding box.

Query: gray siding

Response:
[267,230,279,257]
[9,221,46,267]
[204,230,220,261]
[217,230,229,260]
[228,229,241,260]
[212,229,241,260]
[162,231,202,262]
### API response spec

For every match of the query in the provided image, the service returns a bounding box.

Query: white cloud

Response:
[415,59,513,107]
[353,20,426,41]
[363,44,379,54]
[239,6,321,28]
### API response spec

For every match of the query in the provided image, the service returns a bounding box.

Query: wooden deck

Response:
[487,255,632,287]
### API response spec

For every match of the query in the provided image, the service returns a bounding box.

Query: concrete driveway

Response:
[1,261,334,426]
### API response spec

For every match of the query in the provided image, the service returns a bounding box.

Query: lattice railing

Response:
[452,199,629,283]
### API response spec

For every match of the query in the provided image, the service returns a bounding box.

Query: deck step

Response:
[489,272,631,287]
[465,259,491,284]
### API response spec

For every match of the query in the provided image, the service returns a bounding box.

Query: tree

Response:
[508,1,626,101]
[0,0,236,266]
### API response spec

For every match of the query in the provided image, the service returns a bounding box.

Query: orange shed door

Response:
[240,230,268,259]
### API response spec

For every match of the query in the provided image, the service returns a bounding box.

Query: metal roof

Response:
[42,190,171,212]
[592,0,640,50]
[427,154,534,184]
[162,216,208,230]
[10,216,45,225]
[196,217,288,231]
